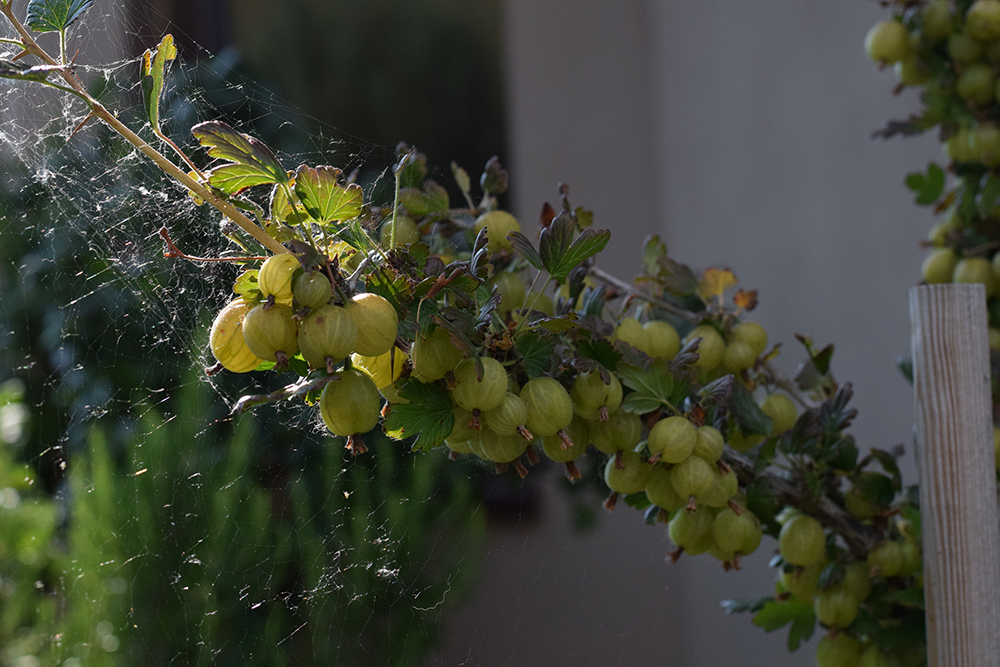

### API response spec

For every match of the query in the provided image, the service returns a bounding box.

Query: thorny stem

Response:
[159,227,266,263]
[390,156,404,248]
[590,262,814,411]
[0,4,288,256]
[760,360,812,410]
[722,447,881,559]
[589,266,699,323]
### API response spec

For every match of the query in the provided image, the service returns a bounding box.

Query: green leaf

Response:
[730,382,773,436]
[293,165,363,224]
[896,355,913,385]
[883,585,925,609]
[786,606,816,651]
[207,164,283,195]
[515,332,555,378]
[383,381,455,452]
[980,172,1000,217]
[366,267,413,312]
[857,471,897,507]
[752,599,815,651]
[618,361,677,414]
[623,492,651,510]
[0,58,60,82]
[507,231,543,271]
[232,269,261,304]
[451,161,471,200]
[395,145,427,188]
[192,120,287,193]
[26,0,94,32]
[575,336,621,371]
[523,316,580,333]
[826,436,859,472]
[140,34,176,133]
[538,212,611,284]
[905,162,945,206]
[398,181,449,217]
[573,206,594,229]
[818,562,844,591]
[721,596,773,614]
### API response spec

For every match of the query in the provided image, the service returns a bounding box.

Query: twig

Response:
[759,360,813,410]
[233,372,341,413]
[722,448,881,559]
[589,266,700,323]
[0,4,289,257]
[159,227,266,263]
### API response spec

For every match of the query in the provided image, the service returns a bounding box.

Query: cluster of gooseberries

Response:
[869,0,1000,468]
[209,252,399,453]
[0,2,949,662]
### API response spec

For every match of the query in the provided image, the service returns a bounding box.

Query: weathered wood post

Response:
[910,283,1000,667]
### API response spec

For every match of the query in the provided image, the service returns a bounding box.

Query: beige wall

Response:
[433,1,938,665]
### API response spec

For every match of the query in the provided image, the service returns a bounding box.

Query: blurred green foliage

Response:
[0,49,488,665]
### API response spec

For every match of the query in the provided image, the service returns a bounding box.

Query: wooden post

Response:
[910,284,1000,667]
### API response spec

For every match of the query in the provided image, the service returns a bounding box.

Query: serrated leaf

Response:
[515,332,555,378]
[232,269,261,303]
[538,212,611,284]
[575,336,621,370]
[699,374,733,405]
[523,316,580,333]
[383,381,455,451]
[752,598,813,632]
[26,0,94,32]
[786,607,816,651]
[981,173,1000,217]
[192,120,286,193]
[207,164,282,195]
[478,287,502,333]
[752,599,815,650]
[905,162,945,206]
[618,361,677,415]
[507,231,543,271]
[366,267,413,310]
[657,257,700,297]
[0,58,60,82]
[697,267,738,302]
[293,164,363,224]
[140,34,176,133]
[623,492,651,510]
[734,289,758,311]
[730,382,773,436]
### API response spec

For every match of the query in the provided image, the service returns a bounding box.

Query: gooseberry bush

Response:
[6,0,1000,664]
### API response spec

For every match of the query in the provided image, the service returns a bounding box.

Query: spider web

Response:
[0,3,494,665]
